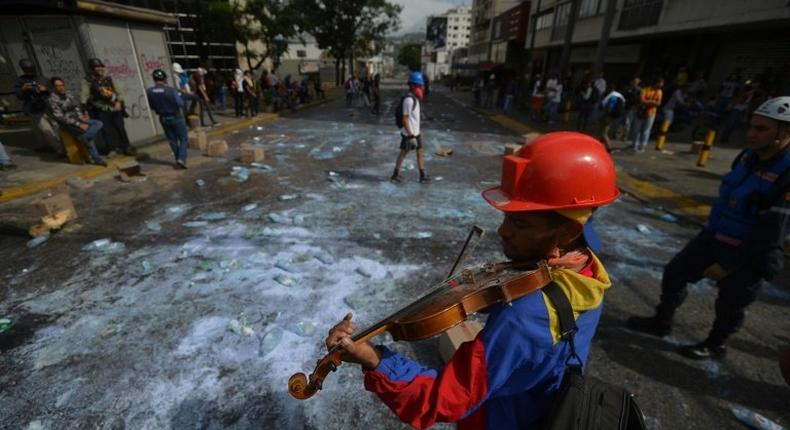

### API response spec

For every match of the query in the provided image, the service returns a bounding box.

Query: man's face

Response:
[93,66,105,77]
[53,80,66,95]
[497,211,576,263]
[746,115,784,151]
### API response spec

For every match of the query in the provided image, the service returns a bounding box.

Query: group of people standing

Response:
[344,74,382,115]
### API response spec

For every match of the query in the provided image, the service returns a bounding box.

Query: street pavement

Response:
[0,81,788,429]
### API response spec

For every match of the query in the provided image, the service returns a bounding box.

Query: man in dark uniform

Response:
[627,96,790,359]
[14,59,61,154]
[81,58,136,156]
[145,69,188,169]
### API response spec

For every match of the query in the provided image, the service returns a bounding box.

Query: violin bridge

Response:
[461,269,475,285]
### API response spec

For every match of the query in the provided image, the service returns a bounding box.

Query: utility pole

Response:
[558,0,581,78]
[592,0,618,75]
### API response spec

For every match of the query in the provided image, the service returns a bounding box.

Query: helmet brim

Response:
[481,186,620,212]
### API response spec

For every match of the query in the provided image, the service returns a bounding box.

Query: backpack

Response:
[607,96,624,118]
[394,94,417,128]
[540,283,646,430]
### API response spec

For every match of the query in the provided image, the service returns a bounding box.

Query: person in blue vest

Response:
[146,69,189,169]
[627,96,790,359]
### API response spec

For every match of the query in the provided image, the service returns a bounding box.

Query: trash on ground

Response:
[26,235,49,249]
[435,176,444,181]
[230,166,250,183]
[274,274,300,287]
[241,203,258,213]
[435,148,453,157]
[227,313,255,337]
[195,179,206,187]
[275,261,298,273]
[65,177,95,190]
[141,260,153,274]
[82,238,126,254]
[373,233,382,240]
[279,194,298,201]
[294,320,318,337]
[267,212,288,223]
[100,326,118,338]
[414,231,433,239]
[219,259,241,272]
[293,214,305,225]
[117,161,146,183]
[197,212,227,221]
[731,406,785,430]
[355,267,372,278]
[183,221,209,228]
[661,150,675,155]
[313,252,334,265]
[145,220,162,232]
[636,224,651,234]
[250,162,273,172]
[660,213,679,223]
[0,318,12,333]
[260,325,284,357]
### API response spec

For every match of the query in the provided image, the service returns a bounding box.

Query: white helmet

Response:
[172,62,184,74]
[753,96,790,123]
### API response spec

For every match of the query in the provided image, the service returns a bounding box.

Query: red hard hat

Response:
[482,132,620,212]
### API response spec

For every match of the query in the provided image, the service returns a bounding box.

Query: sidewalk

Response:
[442,88,742,222]
[0,88,340,204]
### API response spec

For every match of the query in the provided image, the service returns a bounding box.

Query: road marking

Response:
[482,110,713,220]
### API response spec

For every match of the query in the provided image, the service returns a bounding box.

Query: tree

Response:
[243,0,305,71]
[301,0,401,84]
[397,44,422,71]
[203,1,254,68]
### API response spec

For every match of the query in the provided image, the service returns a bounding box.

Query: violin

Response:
[288,227,553,400]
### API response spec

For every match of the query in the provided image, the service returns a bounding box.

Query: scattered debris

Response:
[274,274,299,287]
[230,166,250,183]
[294,320,318,337]
[207,139,229,157]
[279,194,298,201]
[188,130,208,151]
[241,203,258,213]
[195,179,206,187]
[145,220,162,232]
[0,318,12,333]
[660,213,679,223]
[435,148,453,157]
[65,177,94,190]
[267,213,288,223]
[275,261,298,273]
[182,221,209,228]
[435,176,444,181]
[26,235,49,249]
[141,260,153,274]
[227,313,255,337]
[240,144,265,164]
[29,190,77,237]
[313,252,334,265]
[259,325,284,357]
[504,143,521,155]
[293,214,305,225]
[414,231,433,239]
[82,238,126,254]
[197,212,227,221]
[731,406,785,430]
[100,326,118,338]
[250,162,273,172]
[635,224,651,234]
[661,150,675,155]
[117,161,146,183]
[219,259,241,272]
[373,233,382,240]
[355,267,372,278]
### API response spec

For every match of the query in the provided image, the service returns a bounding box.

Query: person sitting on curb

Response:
[14,59,62,155]
[48,77,106,166]
[627,96,790,359]
[325,132,619,428]
[146,69,189,169]
[391,71,430,184]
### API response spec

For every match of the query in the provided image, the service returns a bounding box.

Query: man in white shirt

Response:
[543,74,562,124]
[391,71,430,183]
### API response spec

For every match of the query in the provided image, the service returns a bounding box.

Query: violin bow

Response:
[445,225,485,280]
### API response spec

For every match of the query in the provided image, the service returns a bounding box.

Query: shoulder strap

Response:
[542,282,582,365]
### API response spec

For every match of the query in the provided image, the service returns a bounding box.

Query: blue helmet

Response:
[408,71,424,86]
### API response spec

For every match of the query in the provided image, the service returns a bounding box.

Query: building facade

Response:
[422,6,473,81]
[468,0,521,66]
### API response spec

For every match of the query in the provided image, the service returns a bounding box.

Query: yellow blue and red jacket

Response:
[364,253,612,429]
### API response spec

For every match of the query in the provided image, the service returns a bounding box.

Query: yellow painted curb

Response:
[0,114,280,204]
[484,111,712,219]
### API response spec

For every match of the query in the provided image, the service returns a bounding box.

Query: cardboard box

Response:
[240,144,265,164]
[438,320,483,363]
[523,132,541,145]
[188,130,208,151]
[504,143,521,155]
[117,161,146,183]
[207,139,228,157]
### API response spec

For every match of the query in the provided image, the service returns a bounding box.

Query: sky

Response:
[392,0,470,35]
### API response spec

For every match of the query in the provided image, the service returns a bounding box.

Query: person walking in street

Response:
[14,59,61,155]
[472,76,483,107]
[591,72,607,121]
[544,74,563,124]
[344,75,355,108]
[615,77,641,140]
[530,74,544,121]
[189,68,218,127]
[242,71,258,117]
[632,78,663,152]
[49,77,106,166]
[81,58,136,156]
[0,140,17,170]
[575,81,595,131]
[391,71,430,184]
[172,62,198,121]
[503,80,516,112]
[371,74,381,115]
[599,85,625,151]
[325,132,619,428]
[662,85,688,131]
[232,69,244,117]
[146,69,189,169]
[626,97,790,360]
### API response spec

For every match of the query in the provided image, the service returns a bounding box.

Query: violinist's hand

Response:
[325,313,381,370]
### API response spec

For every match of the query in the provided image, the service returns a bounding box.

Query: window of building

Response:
[535,9,554,30]
[297,50,307,58]
[619,0,663,30]
[579,0,609,17]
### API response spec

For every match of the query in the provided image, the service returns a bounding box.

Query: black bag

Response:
[394,94,416,128]
[540,283,646,430]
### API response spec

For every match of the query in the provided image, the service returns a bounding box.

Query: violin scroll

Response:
[288,372,315,400]
[288,350,344,399]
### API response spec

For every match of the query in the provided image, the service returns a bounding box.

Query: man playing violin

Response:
[325,132,620,429]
